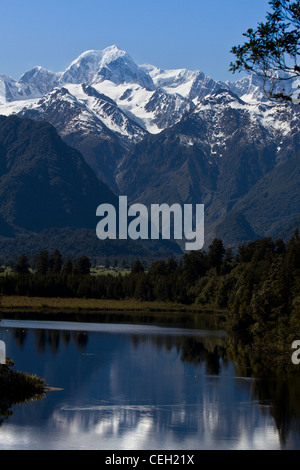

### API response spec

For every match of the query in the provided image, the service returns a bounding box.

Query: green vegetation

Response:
[230,0,300,102]
[0,358,45,398]
[0,230,299,370]
[0,358,45,424]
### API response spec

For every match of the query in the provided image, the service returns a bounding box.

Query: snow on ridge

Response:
[0,45,299,138]
[62,46,124,77]
[60,45,155,91]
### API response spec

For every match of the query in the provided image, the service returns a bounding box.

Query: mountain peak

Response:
[69,45,126,67]
[19,66,59,83]
[60,45,155,90]
[101,44,126,60]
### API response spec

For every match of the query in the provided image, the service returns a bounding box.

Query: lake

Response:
[0,316,299,450]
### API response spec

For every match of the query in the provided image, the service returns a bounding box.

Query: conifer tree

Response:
[50,249,62,274]
[230,0,300,102]
[36,250,50,275]
[61,258,73,276]
[14,254,30,275]
[74,256,91,275]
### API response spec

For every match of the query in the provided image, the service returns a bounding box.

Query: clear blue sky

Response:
[1,0,270,82]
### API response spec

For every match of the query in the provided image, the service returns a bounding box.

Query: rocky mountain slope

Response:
[0,45,299,251]
[0,115,181,262]
[0,115,117,234]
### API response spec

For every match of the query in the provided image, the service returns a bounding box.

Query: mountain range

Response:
[0,45,299,260]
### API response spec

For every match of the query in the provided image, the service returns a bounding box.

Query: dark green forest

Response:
[1,231,300,367]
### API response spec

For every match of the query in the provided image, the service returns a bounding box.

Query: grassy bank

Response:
[0,359,46,418]
[0,295,224,314]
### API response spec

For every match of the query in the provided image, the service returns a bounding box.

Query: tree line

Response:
[0,231,299,347]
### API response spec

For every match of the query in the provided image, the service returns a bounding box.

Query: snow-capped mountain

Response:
[226,70,300,104]
[1,44,299,127]
[0,67,60,104]
[60,46,155,90]
[118,88,299,203]
[117,87,300,244]
[0,44,299,247]
[0,45,222,133]
[0,74,42,104]
[13,83,147,190]
[0,45,214,182]
[142,64,225,101]
[1,45,299,163]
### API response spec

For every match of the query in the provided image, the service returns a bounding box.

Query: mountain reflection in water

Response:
[0,319,299,450]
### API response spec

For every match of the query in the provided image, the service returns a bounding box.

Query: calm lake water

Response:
[0,316,299,450]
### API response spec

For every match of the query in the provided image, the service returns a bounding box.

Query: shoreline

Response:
[0,295,225,314]
[0,295,227,329]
